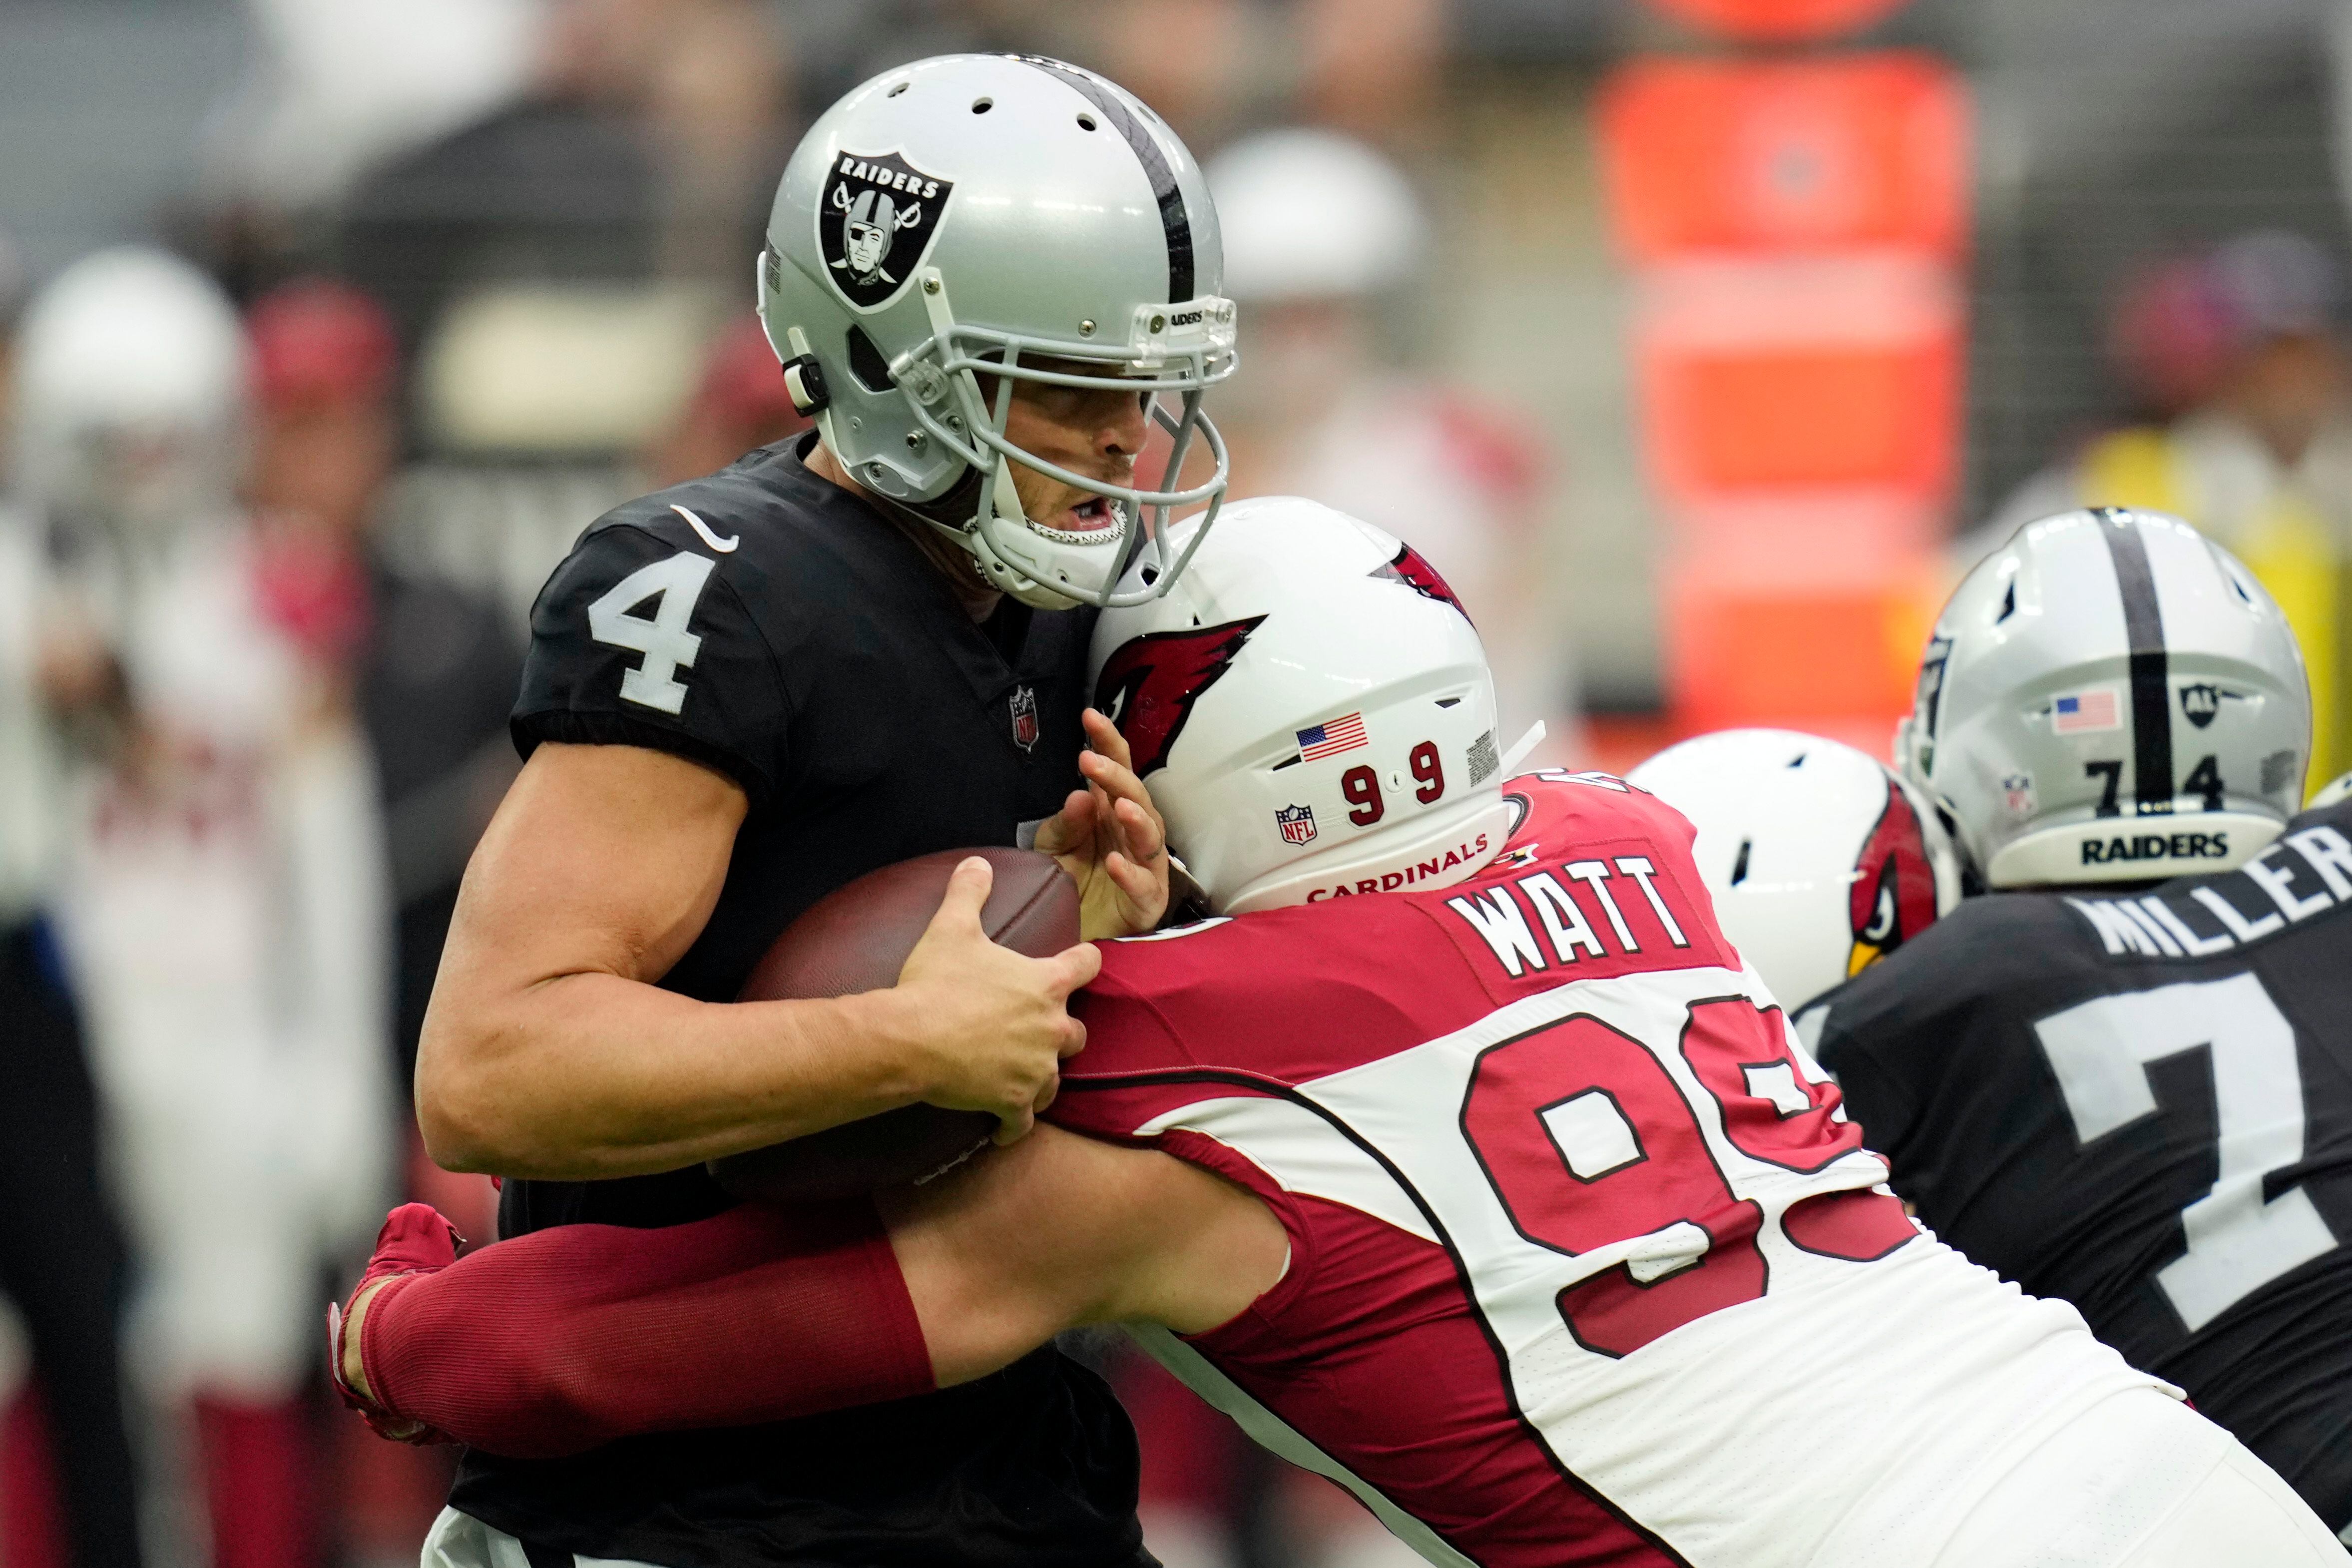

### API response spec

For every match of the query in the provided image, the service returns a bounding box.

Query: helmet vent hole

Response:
[1077,113,1097,131]
[971,97,994,114]
[1140,564,1160,585]
[887,81,909,97]
[1730,838,1752,885]
[1995,581,2016,623]
[844,325,894,394]
[1436,696,1462,708]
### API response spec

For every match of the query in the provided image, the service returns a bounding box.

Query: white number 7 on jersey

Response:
[587,551,716,715]
[2035,972,2338,1331]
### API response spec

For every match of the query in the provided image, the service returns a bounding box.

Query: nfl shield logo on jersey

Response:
[1276,804,1319,846]
[819,150,954,310]
[1008,685,1040,753]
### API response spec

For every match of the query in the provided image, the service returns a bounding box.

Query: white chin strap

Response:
[1498,721,1547,776]
[956,455,1127,610]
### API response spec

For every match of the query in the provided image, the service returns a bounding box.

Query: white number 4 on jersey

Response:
[588,551,716,715]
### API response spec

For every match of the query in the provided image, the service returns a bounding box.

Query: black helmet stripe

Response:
[1010,56,1195,303]
[2095,508,2174,810]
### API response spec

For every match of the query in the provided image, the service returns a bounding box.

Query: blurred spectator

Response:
[0,236,146,1568]
[20,248,394,1568]
[1983,231,2352,787]
[1208,127,1568,748]
[243,280,520,1223]
[336,0,793,403]
[644,314,813,486]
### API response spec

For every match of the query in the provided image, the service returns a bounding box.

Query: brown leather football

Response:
[707,846,1078,1204]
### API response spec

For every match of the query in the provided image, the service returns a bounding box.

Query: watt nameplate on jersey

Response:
[820,150,954,310]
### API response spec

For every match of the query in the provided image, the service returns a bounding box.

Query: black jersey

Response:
[450,436,1145,1568]
[1809,799,2352,1532]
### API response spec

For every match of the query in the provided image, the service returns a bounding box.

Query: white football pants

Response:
[422,1508,663,1568]
[1929,1386,2345,1567]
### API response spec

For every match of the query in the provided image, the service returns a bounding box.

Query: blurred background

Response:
[6,0,2352,1564]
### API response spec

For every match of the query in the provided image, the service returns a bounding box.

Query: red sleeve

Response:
[363,1200,932,1457]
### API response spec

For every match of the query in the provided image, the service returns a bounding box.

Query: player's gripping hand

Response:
[1033,707,1172,940]
[890,856,1101,1145]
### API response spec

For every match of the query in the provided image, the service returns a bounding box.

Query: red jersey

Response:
[1052,773,2163,1568]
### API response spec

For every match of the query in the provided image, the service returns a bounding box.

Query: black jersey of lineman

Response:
[1809,798,2352,1532]
[450,435,1143,1568]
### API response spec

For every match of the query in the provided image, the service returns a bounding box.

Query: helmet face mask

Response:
[1900,509,2312,889]
[758,54,1239,610]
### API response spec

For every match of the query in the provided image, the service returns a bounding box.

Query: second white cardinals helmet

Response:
[1629,728,1960,1012]
[1090,496,1519,913]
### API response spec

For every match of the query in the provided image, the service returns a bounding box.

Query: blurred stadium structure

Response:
[6,0,2352,1565]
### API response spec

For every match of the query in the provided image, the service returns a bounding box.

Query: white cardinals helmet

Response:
[1629,728,1960,1011]
[11,246,248,538]
[1897,508,2309,888]
[760,54,1236,611]
[1090,496,1515,913]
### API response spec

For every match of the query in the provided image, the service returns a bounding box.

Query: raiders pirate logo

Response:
[2181,682,2221,729]
[819,150,954,310]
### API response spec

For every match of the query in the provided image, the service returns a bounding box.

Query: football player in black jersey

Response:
[408,55,1239,1568]
[1664,508,2352,1544]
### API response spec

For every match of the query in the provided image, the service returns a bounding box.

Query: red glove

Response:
[327,1203,466,1446]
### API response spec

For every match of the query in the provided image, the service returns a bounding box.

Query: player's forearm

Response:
[351,1201,935,1458]
[416,975,933,1179]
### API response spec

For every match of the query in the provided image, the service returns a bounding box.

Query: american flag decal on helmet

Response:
[1297,713,1369,763]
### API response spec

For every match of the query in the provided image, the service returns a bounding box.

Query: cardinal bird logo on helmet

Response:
[1092,616,1265,776]
[1371,543,1470,623]
[819,150,954,310]
[1847,784,1939,977]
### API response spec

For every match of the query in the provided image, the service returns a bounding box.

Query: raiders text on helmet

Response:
[1089,497,1511,913]
[1629,728,1959,1012]
[759,54,1237,610]
[1897,508,2311,888]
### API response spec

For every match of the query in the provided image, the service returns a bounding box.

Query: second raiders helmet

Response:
[1629,728,1959,1012]
[1090,497,1515,914]
[1897,508,2310,888]
[760,54,1236,611]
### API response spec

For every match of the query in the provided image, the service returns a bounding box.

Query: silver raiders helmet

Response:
[1897,507,2311,888]
[759,53,1237,610]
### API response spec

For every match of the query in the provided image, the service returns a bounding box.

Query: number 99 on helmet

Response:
[759,53,1238,611]
[1628,728,1960,1013]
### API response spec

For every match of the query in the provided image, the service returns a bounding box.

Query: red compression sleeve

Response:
[361,1200,932,1458]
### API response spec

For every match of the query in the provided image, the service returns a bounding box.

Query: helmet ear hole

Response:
[1077,113,1098,131]
[971,97,993,114]
[844,325,894,394]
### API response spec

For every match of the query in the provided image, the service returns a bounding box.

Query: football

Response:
[707,846,1080,1204]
